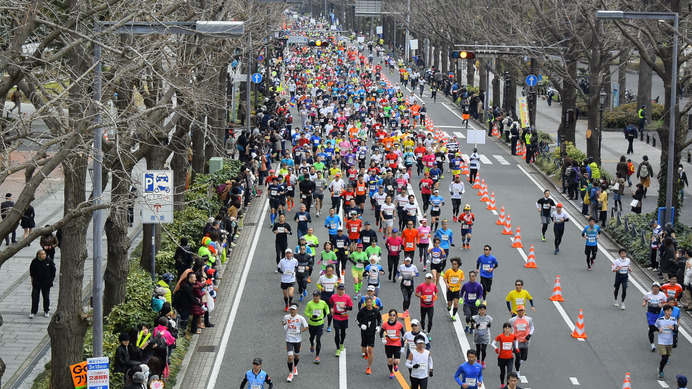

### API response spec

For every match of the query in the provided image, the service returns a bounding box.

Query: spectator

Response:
[29,249,56,319]
[172,272,203,335]
[1,193,17,245]
[40,225,59,260]
[114,333,140,380]
[20,201,35,244]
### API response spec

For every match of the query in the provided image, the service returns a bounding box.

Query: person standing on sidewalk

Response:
[1,193,17,245]
[7,90,21,116]
[638,105,646,133]
[679,165,689,205]
[21,201,35,244]
[637,156,654,197]
[625,124,637,154]
[29,249,56,318]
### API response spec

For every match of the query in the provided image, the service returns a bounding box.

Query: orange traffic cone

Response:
[477,179,486,195]
[549,275,564,301]
[496,206,506,225]
[480,186,490,202]
[524,244,537,268]
[472,175,481,189]
[461,161,469,176]
[486,192,497,210]
[491,124,500,137]
[522,145,527,160]
[571,309,588,339]
[621,372,631,389]
[512,227,523,248]
[515,141,522,156]
[501,215,513,235]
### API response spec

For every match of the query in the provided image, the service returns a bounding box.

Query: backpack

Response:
[216,183,227,195]
[151,329,168,350]
[640,164,649,178]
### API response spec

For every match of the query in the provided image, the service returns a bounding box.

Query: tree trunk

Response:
[560,57,578,144]
[617,47,629,108]
[191,122,206,179]
[140,138,168,273]
[656,44,681,215]
[507,65,517,115]
[171,119,190,212]
[479,59,487,96]
[492,73,501,110]
[48,154,90,389]
[466,59,475,88]
[103,171,131,316]
[432,42,440,72]
[441,42,448,73]
[638,51,653,121]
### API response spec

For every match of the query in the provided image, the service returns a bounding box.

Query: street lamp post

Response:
[92,20,244,357]
[598,90,606,165]
[596,10,678,226]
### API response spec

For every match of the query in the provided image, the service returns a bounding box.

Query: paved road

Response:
[197,60,692,389]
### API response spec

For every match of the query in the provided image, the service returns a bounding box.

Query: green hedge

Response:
[603,102,665,128]
[31,159,244,389]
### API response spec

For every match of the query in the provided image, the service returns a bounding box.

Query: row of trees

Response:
[0,0,285,387]
[379,0,691,213]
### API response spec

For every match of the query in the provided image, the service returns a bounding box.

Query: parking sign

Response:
[142,170,174,223]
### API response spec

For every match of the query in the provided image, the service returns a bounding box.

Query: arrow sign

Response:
[526,74,537,87]
[258,54,264,62]
[252,73,263,84]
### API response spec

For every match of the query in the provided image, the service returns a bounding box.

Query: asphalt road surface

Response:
[210,56,691,389]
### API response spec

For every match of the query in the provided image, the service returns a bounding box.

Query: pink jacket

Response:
[154,325,176,346]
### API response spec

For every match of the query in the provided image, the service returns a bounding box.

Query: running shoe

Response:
[284,305,289,312]
[310,346,315,353]
[287,373,293,382]
[658,369,664,379]
[453,216,457,222]
[340,344,345,351]
[293,367,298,376]
[621,303,626,310]
[327,326,332,332]
[481,361,485,369]
[451,315,456,322]
[362,352,367,359]
[336,349,341,357]
[651,343,656,352]
[299,295,304,302]
[366,367,372,375]
[314,357,320,364]
[613,300,619,307]
[389,372,395,379]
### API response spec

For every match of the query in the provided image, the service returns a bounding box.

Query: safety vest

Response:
[525,133,532,145]
[245,370,268,388]
[638,109,645,119]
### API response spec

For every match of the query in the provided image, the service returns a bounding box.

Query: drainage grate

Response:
[196,345,218,353]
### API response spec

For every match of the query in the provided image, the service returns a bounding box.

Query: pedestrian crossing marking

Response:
[493,155,510,165]
[658,381,670,388]
[453,131,466,139]
[479,155,493,164]
[520,375,528,383]
[570,377,580,385]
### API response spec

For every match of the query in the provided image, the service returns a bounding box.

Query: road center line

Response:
[339,349,348,389]
[205,198,270,389]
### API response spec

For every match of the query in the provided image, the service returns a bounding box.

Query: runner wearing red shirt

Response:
[415,274,438,338]
[492,323,519,387]
[414,145,427,177]
[376,129,387,144]
[661,276,683,305]
[346,213,363,251]
[380,309,405,379]
[419,173,434,215]
[386,230,404,280]
[342,186,356,205]
[423,151,436,174]
[386,151,399,170]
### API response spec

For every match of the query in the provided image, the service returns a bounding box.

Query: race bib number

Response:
[288,328,298,337]
[417,153,423,158]
[619,267,629,274]
[284,269,294,276]
[432,256,441,264]
[325,284,334,292]
[468,293,476,300]
[271,190,278,196]
[330,223,338,229]
[251,385,262,389]
[336,242,345,248]
[363,236,370,243]
[517,323,527,331]
[432,206,440,211]
[390,245,399,251]
[478,322,487,330]
[277,227,285,233]
[369,272,378,282]
[356,263,364,269]
[406,242,414,249]
[667,290,677,297]
[424,295,432,302]
[297,266,306,273]
[351,226,358,232]
[313,309,322,317]
[336,302,345,312]
[387,329,397,338]
[403,279,412,286]
[299,215,307,221]
[441,235,448,241]
[465,378,477,386]
[482,264,491,271]
[515,298,524,306]
[502,342,512,350]
[451,277,460,284]
[385,210,393,215]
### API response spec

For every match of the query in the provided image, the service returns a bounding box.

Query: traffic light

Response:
[450,51,475,59]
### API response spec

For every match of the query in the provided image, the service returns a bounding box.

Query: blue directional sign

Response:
[526,74,537,87]
[252,73,263,84]
[537,75,543,82]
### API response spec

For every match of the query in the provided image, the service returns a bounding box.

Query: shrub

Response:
[603,102,664,128]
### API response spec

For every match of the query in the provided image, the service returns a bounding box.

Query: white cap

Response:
[425,273,434,279]
[285,248,293,254]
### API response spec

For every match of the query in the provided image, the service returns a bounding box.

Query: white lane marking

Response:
[436,125,467,129]
[552,301,576,333]
[453,131,467,139]
[441,102,465,120]
[658,380,670,388]
[520,375,529,384]
[339,349,348,389]
[494,155,510,165]
[206,198,270,389]
[515,163,692,345]
[479,155,493,165]
[570,377,580,385]
[407,182,473,361]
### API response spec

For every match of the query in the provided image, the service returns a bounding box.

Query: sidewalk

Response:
[532,98,692,226]
[0,151,147,388]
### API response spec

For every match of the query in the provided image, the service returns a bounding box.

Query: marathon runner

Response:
[454,350,483,389]
[442,257,464,321]
[471,304,492,368]
[305,290,330,364]
[461,271,484,333]
[508,305,535,379]
[415,273,439,339]
[277,248,298,312]
[612,248,631,310]
[380,309,405,379]
[476,245,498,302]
[316,264,338,332]
[282,304,308,382]
[459,205,474,249]
[329,283,353,357]
[356,296,383,375]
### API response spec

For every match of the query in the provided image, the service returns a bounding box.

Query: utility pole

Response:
[246,31,251,133]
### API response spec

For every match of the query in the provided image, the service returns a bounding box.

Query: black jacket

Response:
[30,256,56,288]
[114,344,140,373]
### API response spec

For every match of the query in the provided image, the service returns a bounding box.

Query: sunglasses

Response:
[515,284,522,286]
[483,248,490,251]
